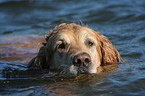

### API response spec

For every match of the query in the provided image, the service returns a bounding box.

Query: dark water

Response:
[0,0,145,95]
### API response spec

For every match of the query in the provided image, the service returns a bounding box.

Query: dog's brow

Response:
[76,29,95,42]
[58,33,71,44]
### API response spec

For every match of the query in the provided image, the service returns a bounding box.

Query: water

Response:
[0,0,145,95]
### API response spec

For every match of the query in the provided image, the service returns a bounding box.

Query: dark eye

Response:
[88,41,94,47]
[57,42,65,50]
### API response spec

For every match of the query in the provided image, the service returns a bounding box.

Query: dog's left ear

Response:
[94,30,121,65]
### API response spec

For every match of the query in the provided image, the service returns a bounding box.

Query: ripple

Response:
[139,36,145,43]
[86,10,116,23]
[121,52,143,58]
[112,14,135,23]
[2,31,13,34]
[106,4,132,9]
[0,0,28,7]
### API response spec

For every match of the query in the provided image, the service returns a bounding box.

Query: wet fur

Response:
[28,23,121,75]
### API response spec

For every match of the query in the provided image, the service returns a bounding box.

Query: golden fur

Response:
[28,23,121,75]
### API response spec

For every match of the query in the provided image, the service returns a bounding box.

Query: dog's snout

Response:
[73,53,91,67]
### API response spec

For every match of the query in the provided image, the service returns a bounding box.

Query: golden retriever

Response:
[28,23,121,75]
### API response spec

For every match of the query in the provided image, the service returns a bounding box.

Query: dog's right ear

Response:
[27,46,48,69]
[28,34,50,69]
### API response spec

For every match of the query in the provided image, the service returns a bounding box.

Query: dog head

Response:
[28,23,121,75]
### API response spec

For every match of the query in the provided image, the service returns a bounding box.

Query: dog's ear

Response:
[94,30,121,65]
[28,46,49,69]
[28,34,51,69]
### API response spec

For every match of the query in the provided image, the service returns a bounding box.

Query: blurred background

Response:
[0,0,145,95]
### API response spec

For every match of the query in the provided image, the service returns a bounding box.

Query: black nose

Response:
[73,53,91,67]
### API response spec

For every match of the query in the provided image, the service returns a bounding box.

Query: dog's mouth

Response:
[77,66,89,74]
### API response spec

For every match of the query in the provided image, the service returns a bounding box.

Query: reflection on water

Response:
[0,35,44,63]
[0,0,145,95]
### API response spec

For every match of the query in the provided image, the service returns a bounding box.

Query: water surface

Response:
[0,0,145,95]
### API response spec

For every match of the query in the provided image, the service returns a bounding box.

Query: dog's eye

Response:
[57,42,65,50]
[88,41,94,47]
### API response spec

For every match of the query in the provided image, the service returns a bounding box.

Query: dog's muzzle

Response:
[72,52,92,74]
